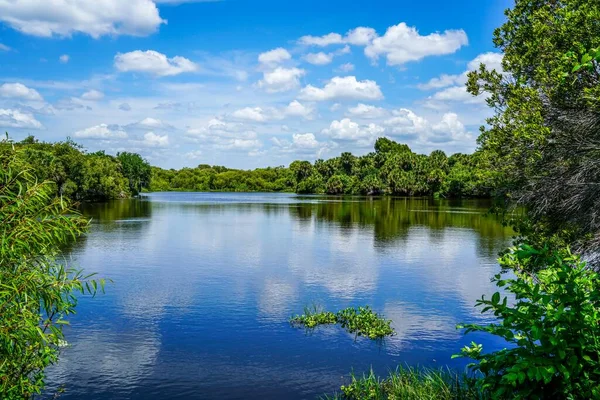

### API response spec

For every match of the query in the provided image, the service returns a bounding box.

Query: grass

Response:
[324,367,486,400]
[290,305,394,339]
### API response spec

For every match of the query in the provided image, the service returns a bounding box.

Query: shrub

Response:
[0,146,104,399]
[455,244,600,399]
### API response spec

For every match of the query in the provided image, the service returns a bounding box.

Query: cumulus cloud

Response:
[299,76,383,101]
[292,133,320,149]
[130,117,174,130]
[365,23,468,65]
[0,83,43,101]
[419,52,504,91]
[74,123,128,139]
[347,103,387,119]
[115,50,198,77]
[231,107,268,122]
[322,118,384,146]
[345,27,378,46]
[383,108,472,145]
[59,54,70,63]
[384,108,429,137]
[298,33,344,47]
[0,0,165,38]
[298,22,467,66]
[119,103,132,111]
[284,100,315,119]
[258,48,291,67]
[81,89,104,101]
[0,109,43,129]
[257,67,306,93]
[303,52,334,65]
[142,132,169,147]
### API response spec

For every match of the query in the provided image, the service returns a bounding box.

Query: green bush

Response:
[455,244,600,399]
[0,146,104,399]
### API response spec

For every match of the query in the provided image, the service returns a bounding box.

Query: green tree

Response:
[117,152,151,195]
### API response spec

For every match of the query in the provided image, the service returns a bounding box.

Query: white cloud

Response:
[59,54,70,63]
[344,27,377,46]
[322,118,384,144]
[467,52,504,73]
[292,133,319,149]
[115,50,198,77]
[258,48,291,67]
[347,103,386,119]
[0,0,164,38]
[419,52,504,91]
[74,123,128,139]
[231,107,268,122]
[384,108,429,136]
[186,118,256,140]
[430,112,470,143]
[365,23,468,66]
[429,86,484,104]
[303,52,333,65]
[298,33,344,47]
[418,74,463,90]
[337,63,355,72]
[132,117,174,130]
[298,23,467,67]
[0,43,10,51]
[143,132,169,147]
[185,150,203,160]
[81,89,104,101]
[119,103,132,111]
[299,76,383,101]
[284,100,314,119]
[0,83,43,101]
[0,108,43,129]
[215,138,261,150]
[257,67,305,93]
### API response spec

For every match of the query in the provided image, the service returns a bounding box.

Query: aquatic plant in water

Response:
[290,305,394,339]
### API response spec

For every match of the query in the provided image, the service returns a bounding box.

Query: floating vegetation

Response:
[290,305,394,339]
[324,367,484,400]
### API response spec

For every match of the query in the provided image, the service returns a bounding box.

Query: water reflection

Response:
[45,193,512,400]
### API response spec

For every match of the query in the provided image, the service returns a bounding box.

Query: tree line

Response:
[1,135,496,200]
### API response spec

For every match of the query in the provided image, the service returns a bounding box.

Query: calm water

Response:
[45,192,513,399]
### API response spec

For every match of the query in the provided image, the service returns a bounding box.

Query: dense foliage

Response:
[0,141,104,399]
[0,136,151,202]
[150,138,494,198]
[468,0,600,256]
[456,245,600,399]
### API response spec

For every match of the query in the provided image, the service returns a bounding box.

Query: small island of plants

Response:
[290,305,395,340]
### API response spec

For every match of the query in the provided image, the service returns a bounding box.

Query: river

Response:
[45,192,513,399]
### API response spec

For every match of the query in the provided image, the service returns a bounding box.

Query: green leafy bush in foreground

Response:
[290,305,394,339]
[326,367,484,400]
[455,244,600,399]
[0,144,104,399]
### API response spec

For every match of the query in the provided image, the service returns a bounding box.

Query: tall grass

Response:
[324,367,487,400]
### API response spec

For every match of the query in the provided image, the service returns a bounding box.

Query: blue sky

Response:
[0,0,511,169]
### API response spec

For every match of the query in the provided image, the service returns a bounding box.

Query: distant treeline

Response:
[1,135,495,201]
[150,138,495,198]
